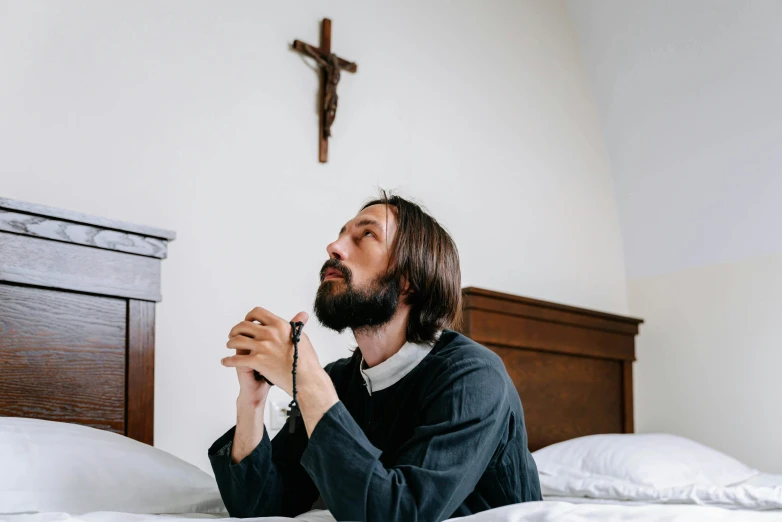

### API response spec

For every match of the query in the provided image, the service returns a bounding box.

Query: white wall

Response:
[629,253,782,472]
[1,0,626,473]
[569,0,782,279]
[569,0,782,471]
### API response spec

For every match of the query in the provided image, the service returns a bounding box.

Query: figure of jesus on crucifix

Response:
[299,48,342,139]
[293,19,357,163]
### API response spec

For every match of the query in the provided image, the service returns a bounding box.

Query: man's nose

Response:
[327,239,347,261]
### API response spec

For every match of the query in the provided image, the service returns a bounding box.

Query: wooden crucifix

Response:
[293,19,357,163]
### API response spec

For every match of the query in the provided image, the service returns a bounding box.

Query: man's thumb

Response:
[291,311,309,326]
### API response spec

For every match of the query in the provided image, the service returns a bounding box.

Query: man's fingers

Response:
[290,311,309,326]
[245,306,283,326]
[226,335,256,352]
[221,354,252,368]
[228,320,269,340]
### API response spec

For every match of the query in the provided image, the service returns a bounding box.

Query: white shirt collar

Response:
[358,332,441,395]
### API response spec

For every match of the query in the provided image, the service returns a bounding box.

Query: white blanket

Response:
[4,502,782,522]
[458,501,782,521]
[539,472,782,511]
[5,475,782,522]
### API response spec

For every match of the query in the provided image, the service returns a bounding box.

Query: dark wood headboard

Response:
[0,197,175,445]
[461,287,643,452]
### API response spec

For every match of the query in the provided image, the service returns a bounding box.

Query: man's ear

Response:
[400,276,413,297]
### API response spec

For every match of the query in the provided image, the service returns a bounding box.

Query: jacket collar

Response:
[358,332,441,395]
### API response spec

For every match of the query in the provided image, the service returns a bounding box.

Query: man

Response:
[208,193,541,521]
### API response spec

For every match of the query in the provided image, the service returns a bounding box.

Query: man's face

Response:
[314,204,402,333]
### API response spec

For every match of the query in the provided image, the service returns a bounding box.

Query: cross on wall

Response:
[293,18,358,163]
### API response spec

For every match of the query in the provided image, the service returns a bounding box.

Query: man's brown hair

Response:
[362,191,462,344]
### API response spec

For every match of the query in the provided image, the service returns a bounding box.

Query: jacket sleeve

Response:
[207,412,320,518]
[299,358,509,522]
[208,363,339,517]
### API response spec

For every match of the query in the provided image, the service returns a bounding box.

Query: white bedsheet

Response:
[539,471,782,511]
[459,501,782,521]
[4,502,782,522]
[5,475,782,522]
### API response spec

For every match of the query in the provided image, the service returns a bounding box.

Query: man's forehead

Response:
[340,204,397,233]
[357,204,396,223]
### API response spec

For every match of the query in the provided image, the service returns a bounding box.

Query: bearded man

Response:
[208,193,541,521]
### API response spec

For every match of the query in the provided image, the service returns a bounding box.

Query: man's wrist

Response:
[236,393,267,411]
[297,367,339,438]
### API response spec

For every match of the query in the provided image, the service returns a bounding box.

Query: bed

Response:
[2,198,780,521]
[0,196,175,445]
[460,286,640,451]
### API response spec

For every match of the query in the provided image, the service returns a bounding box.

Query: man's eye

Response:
[363,230,374,238]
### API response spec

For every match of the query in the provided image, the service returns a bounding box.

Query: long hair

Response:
[361,191,462,343]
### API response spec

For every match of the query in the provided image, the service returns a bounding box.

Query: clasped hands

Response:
[222,307,321,398]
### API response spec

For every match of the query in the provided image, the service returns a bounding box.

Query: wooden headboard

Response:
[461,287,643,452]
[0,197,175,445]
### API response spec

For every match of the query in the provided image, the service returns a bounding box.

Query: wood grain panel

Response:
[459,287,642,450]
[0,233,161,301]
[0,197,176,240]
[623,360,634,433]
[490,345,624,451]
[0,209,168,258]
[464,288,642,335]
[468,308,635,361]
[127,300,155,445]
[0,284,127,433]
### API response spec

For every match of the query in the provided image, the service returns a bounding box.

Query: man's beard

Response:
[314,259,400,334]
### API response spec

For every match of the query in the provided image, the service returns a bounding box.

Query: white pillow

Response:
[0,417,226,515]
[532,433,758,489]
